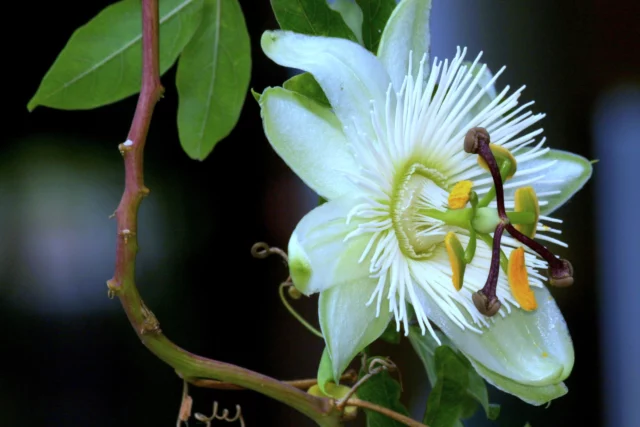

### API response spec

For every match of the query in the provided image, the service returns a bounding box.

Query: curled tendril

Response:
[250,242,288,264]
[194,401,245,427]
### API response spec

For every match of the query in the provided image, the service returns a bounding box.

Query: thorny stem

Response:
[106,1,342,426]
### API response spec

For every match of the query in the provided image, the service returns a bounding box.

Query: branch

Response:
[187,371,359,391]
[345,399,428,427]
[106,1,341,426]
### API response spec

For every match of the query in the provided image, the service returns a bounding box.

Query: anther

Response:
[505,224,574,287]
[464,127,490,154]
[508,247,537,311]
[473,222,506,316]
[448,180,473,210]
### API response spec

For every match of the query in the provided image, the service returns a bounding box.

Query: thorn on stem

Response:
[106,279,120,298]
[119,229,135,244]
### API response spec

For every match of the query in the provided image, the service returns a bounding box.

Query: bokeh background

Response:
[2,0,639,426]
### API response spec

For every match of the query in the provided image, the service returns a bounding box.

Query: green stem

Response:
[107,2,342,426]
[421,208,473,229]
[478,233,508,274]
[506,211,536,225]
[279,283,324,338]
[478,160,513,208]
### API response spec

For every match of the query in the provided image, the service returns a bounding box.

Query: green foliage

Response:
[317,347,334,394]
[356,0,397,52]
[28,0,204,111]
[408,327,500,426]
[357,357,410,427]
[270,0,358,40]
[283,72,330,106]
[378,321,401,344]
[176,0,251,160]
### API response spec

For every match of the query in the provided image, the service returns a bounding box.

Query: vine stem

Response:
[106,1,341,425]
[345,399,428,427]
[105,1,425,427]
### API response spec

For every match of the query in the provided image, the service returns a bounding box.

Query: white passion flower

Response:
[258,0,592,406]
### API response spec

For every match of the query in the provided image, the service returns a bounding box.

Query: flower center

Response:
[392,163,448,260]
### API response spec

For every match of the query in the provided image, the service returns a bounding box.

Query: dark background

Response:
[1,0,639,426]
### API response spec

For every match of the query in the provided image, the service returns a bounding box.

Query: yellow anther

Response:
[542,352,549,358]
[477,144,518,180]
[448,180,473,209]
[445,232,466,291]
[514,186,540,238]
[507,247,537,311]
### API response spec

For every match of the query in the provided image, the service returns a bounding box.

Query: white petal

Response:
[259,86,358,199]
[377,0,433,91]
[412,285,574,386]
[288,196,371,295]
[260,30,391,142]
[319,275,392,381]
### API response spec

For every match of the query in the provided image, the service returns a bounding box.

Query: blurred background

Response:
[1,0,638,425]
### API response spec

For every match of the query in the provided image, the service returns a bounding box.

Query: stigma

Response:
[453,127,574,316]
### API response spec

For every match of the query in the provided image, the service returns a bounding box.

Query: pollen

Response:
[508,247,537,311]
[445,232,466,291]
[448,180,473,210]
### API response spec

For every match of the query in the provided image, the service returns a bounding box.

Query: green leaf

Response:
[317,347,334,394]
[356,0,397,52]
[424,346,470,427]
[378,321,401,344]
[270,0,358,41]
[283,72,330,106]
[176,0,251,160]
[407,326,441,386]
[357,357,410,427]
[28,0,204,111]
[408,328,500,424]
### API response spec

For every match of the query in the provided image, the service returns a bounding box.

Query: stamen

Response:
[505,224,574,287]
[514,186,540,239]
[507,247,537,311]
[448,180,473,209]
[472,222,505,317]
[444,232,466,291]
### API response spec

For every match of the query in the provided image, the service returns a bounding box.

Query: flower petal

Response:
[288,195,371,296]
[260,30,391,141]
[328,0,364,46]
[412,284,574,387]
[319,275,392,382]
[504,149,592,215]
[377,0,433,91]
[461,61,498,124]
[468,359,568,406]
[259,86,358,199]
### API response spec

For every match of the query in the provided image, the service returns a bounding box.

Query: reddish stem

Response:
[106,2,341,426]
